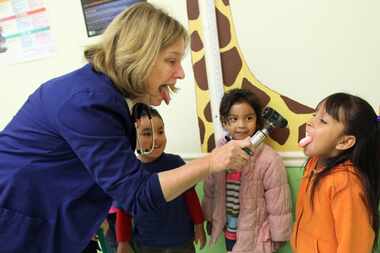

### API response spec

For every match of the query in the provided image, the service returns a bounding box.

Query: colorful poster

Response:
[0,0,55,64]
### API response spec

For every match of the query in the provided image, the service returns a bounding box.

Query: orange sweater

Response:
[291,158,375,253]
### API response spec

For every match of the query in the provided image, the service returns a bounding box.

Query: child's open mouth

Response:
[299,132,312,148]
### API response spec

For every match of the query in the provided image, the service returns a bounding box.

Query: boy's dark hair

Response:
[309,92,380,249]
[132,103,163,121]
[219,89,264,130]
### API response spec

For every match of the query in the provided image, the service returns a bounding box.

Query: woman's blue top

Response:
[0,64,166,253]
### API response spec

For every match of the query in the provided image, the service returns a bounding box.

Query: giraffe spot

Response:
[197,116,205,144]
[241,78,271,107]
[204,102,212,123]
[222,0,230,6]
[186,0,199,20]
[220,47,242,86]
[269,127,290,145]
[191,31,203,52]
[193,57,209,90]
[216,8,231,48]
[298,123,307,143]
[207,133,216,152]
[280,95,314,114]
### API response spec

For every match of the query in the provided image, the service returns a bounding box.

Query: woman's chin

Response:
[151,101,162,106]
[149,96,163,106]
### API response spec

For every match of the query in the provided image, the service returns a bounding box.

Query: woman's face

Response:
[223,102,257,140]
[137,115,167,163]
[145,39,186,106]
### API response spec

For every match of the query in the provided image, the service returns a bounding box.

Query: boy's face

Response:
[223,102,257,140]
[137,116,167,163]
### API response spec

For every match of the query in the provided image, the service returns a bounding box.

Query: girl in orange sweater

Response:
[291,92,380,253]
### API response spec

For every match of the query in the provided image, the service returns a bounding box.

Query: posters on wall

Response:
[0,0,55,65]
[81,0,143,37]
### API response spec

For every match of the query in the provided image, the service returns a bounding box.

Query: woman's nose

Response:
[175,64,185,79]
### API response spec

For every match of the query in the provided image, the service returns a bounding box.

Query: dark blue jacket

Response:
[131,153,194,247]
[0,64,165,253]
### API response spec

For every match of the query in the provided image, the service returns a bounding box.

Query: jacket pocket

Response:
[0,207,45,253]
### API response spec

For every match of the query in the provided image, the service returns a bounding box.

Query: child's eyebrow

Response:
[228,113,256,116]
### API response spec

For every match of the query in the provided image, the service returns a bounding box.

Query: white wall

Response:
[230,0,380,109]
[1,1,379,157]
[149,0,202,155]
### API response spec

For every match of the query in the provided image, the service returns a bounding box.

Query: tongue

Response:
[299,135,312,148]
[160,86,171,105]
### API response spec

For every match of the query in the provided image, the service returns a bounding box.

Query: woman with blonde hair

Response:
[0,2,251,253]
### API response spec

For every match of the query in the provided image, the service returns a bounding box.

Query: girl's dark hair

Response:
[309,92,380,248]
[219,89,264,130]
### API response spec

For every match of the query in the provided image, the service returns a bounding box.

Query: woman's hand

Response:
[194,223,206,249]
[157,137,252,202]
[208,137,252,173]
[117,241,130,253]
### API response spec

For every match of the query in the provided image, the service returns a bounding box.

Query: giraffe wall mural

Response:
[186,0,314,153]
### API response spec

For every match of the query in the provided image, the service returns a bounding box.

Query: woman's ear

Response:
[336,135,356,151]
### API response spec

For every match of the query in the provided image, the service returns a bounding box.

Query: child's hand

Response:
[206,221,212,236]
[272,241,286,251]
[194,223,206,249]
[117,241,130,253]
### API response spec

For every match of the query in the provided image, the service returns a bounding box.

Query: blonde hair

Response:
[84,2,189,98]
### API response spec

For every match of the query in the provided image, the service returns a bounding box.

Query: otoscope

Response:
[242,107,288,155]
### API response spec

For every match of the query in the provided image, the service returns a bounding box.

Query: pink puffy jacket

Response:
[202,141,292,253]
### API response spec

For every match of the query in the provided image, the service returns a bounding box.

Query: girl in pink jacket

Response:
[202,89,292,253]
